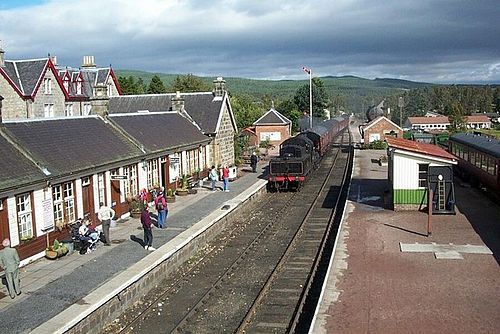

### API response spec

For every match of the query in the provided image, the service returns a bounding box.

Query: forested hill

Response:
[115,70,428,98]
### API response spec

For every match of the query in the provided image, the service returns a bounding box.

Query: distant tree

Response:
[147,75,167,94]
[276,99,302,133]
[293,77,330,118]
[230,93,263,129]
[170,74,210,92]
[447,102,467,132]
[136,77,147,94]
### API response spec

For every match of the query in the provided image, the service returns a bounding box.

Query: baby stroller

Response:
[70,218,100,254]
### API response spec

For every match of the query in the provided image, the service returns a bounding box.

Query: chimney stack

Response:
[171,91,185,112]
[50,55,57,66]
[212,77,226,98]
[81,55,96,68]
[90,83,109,116]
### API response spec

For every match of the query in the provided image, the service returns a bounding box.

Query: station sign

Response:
[170,157,180,164]
[110,175,128,181]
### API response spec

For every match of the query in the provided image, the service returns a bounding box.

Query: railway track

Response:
[103,130,353,334]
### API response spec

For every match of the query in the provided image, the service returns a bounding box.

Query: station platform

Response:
[0,163,268,334]
[310,125,500,333]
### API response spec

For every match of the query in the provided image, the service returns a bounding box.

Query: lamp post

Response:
[303,66,313,129]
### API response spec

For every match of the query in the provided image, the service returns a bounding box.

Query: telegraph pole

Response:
[398,96,404,128]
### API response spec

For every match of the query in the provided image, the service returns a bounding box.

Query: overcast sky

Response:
[1,0,499,83]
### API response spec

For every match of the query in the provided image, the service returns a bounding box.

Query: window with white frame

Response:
[65,103,74,116]
[63,79,70,93]
[147,160,160,188]
[16,193,33,239]
[97,173,106,205]
[43,78,52,94]
[107,83,113,97]
[44,103,54,117]
[76,79,83,95]
[83,103,92,115]
[52,181,75,227]
[123,165,138,198]
[418,163,429,188]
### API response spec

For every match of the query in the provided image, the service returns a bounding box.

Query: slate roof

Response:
[61,67,113,98]
[108,112,210,153]
[108,93,225,134]
[0,133,46,193]
[386,137,457,162]
[408,115,491,125]
[253,108,291,125]
[450,133,500,158]
[2,59,48,96]
[2,117,144,178]
[364,116,402,131]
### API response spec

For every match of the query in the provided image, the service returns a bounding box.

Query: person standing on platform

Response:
[98,202,115,246]
[155,191,167,228]
[141,205,155,251]
[209,166,218,191]
[222,165,230,192]
[250,152,258,173]
[0,239,21,299]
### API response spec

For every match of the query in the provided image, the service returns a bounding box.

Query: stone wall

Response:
[0,74,28,119]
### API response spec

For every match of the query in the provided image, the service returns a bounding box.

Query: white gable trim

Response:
[364,116,402,132]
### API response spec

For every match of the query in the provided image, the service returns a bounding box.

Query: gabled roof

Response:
[0,133,46,194]
[364,116,402,131]
[1,58,49,97]
[2,116,143,178]
[108,112,210,154]
[108,92,232,134]
[386,137,456,162]
[253,108,291,126]
[408,115,491,125]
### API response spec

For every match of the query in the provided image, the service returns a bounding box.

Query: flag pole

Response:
[308,68,312,129]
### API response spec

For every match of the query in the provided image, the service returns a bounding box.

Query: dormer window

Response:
[43,78,52,94]
[63,78,70,93]
[75,76,83,95]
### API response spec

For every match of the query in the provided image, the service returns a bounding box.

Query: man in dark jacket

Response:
[0,239,21,299]
[141,206,155,251]
[250,152,258,173]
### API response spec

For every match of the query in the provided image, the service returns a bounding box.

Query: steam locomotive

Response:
[267,115,350,191]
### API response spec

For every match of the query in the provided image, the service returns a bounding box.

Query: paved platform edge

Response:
[30,179,268,334]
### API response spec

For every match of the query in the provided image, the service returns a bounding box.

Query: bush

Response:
[367,140,387,149]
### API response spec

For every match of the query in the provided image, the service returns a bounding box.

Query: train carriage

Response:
[448,133,500,199]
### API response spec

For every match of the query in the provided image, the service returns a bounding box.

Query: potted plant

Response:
[45,239,68,259]
[128,196,145,218]
[165,188,176,203]
[176,174,189,196]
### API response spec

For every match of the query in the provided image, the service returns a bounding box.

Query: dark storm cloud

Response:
[1,0,499,83]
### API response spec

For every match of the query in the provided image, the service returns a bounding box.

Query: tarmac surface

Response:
[0,162,268,334]
[311,127,500,333]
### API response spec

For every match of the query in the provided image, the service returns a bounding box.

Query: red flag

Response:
[302,66,311,74]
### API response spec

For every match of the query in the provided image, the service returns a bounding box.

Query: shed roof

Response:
[407,115,490,125]
[253,108,291,125]
[364,116,402,131]
[386,137,456,162]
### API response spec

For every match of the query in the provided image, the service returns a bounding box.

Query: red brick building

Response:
[244,107,292,148]
[362,116,403,144]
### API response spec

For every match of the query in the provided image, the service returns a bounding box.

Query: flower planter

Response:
[130,210,142,218]
[165,195,176,203]
[176,189,189,196]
